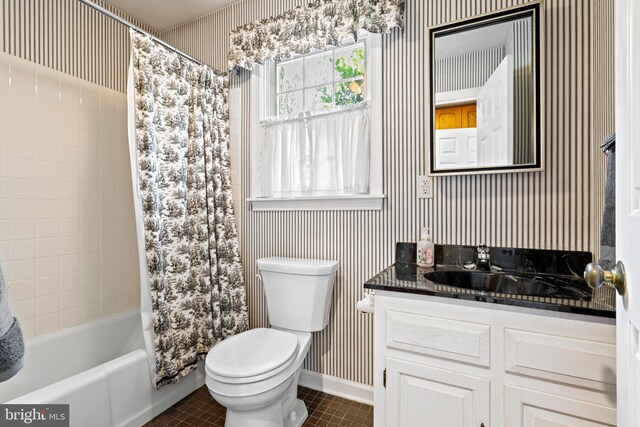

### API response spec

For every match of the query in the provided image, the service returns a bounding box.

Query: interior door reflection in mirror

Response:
[429,4,540,174]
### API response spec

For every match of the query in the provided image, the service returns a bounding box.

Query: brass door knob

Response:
[584,261,626,295]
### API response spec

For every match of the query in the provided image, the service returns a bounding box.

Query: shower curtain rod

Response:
[78,0,204,66]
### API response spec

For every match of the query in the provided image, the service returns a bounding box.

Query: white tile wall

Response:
[0,52,140,338]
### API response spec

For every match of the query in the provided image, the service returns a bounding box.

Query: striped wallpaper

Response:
[0,0,158,93]
[163,0,615,387]
[511,18,534,164]
[0,0,614,390]
[434,46,505,93]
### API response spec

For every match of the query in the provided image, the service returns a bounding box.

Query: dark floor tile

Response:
[144,385,373,427]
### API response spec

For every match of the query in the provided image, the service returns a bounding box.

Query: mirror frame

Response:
[428,2,542,176]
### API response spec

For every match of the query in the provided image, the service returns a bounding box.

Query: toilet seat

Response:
[206,328,299,384]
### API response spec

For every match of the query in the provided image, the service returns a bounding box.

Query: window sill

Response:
[248,194,385,211]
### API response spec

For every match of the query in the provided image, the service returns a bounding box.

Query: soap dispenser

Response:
[417,227,434,267]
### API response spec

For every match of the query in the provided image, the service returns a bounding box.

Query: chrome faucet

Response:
[476,244,491,271]
[464,244,502,272]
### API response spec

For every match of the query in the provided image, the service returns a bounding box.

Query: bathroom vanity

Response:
[364,246,616,427]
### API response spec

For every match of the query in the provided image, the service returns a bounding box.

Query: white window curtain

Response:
[257,102,371,198]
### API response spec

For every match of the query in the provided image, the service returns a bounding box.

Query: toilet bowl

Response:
[205,257,339,427]
[206,328,312,427]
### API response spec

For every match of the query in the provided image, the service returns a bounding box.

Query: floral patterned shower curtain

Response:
[128,31,248,388]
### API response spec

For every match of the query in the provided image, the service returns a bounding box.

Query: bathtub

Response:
[0,310,205,427]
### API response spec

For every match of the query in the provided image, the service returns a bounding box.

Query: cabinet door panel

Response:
[386,358,490,427]
[504,385,616,427]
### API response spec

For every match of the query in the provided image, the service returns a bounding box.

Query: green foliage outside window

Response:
[276,46,366,116]
[318,47,365,107]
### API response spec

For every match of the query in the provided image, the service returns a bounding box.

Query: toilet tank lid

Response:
[257,257,339,275]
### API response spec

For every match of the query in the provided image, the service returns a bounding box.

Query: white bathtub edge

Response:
[120,365,205,427]
[9,336,206,427]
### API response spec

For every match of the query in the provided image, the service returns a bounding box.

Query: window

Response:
[277,42,366,116]
[249,33,384,211]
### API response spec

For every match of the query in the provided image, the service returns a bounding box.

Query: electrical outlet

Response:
[418,175,433,199]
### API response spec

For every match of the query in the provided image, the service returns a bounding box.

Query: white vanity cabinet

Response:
[373,292,617,427]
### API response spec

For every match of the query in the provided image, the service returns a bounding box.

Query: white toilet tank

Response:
[257,257,339,332]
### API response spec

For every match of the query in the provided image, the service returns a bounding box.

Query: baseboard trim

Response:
[299,369,374,406]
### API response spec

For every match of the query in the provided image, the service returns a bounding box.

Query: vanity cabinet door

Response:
[385,358,490,427]
[504,385,616,427]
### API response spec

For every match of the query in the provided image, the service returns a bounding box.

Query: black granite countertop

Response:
[364,261,616,318]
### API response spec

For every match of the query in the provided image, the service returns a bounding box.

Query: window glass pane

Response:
[278,59,303,93]
[275,42,367,116]
[334,79,365,106]
[304,52,333,87]
[305,85,333,112]
[333,44,366,82]
[278,90,303,116]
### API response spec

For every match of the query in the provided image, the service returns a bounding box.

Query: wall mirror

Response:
[429,3,541,175]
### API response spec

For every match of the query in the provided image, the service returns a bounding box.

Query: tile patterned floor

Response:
[144,385,373,427]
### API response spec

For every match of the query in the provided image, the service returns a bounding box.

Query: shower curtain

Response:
[127,30,248,388]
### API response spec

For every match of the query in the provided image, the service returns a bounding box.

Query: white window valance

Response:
[228,0,405,73]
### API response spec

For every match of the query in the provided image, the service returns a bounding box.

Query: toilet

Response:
[205,257,339,427]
